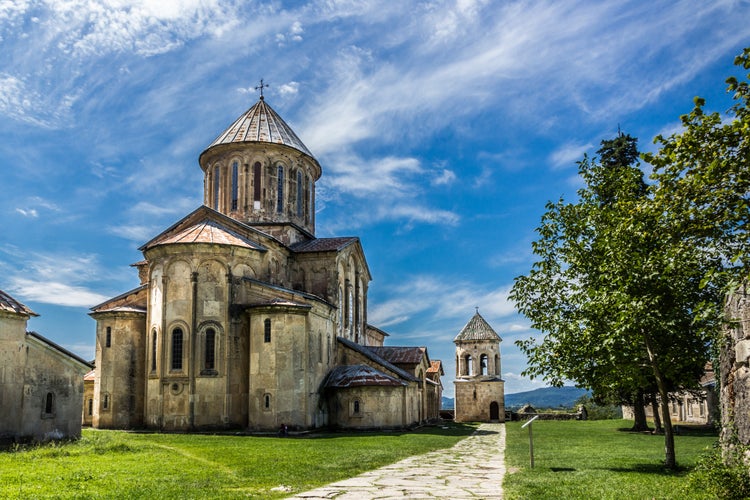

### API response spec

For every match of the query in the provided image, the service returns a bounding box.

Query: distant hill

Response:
[441,386,589,411]
[505,386,590,409]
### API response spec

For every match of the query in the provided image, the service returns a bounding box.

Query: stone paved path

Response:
[289,423,506,499]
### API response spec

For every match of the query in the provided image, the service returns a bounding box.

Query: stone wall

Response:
[721,284,750,454]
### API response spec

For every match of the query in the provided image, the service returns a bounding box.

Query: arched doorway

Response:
[490,401,500,421]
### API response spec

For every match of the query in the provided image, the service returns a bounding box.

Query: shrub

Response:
[684,443,750,499]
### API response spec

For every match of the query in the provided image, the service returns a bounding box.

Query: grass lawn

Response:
[0,423,477,499]
[503,419,719,500]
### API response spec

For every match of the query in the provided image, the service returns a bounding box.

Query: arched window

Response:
[338,286,344,333]
[231,161,239,211]
[480,354,488,376]
[102,393,110,411]
[353,399,361,414]
[466,354,474,376]
[44,392,54,414]
[151,330,157,372]
[264,393,271,410]
[88,398,93,416]
[213,165,221,210]
[307,179,314,224]
[264,319,271,343]
[276,164,284,213]
[253,162,262,207]
[171,328,184,370]
[347,288,354,333]
[296,170,303,217]
[205,328,216,370]
[105,326,111,348]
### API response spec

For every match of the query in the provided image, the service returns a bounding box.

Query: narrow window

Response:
[308,179,314,223]
[264,393,271,409]
[88,398,93,416]
[296,170,303,218]
[213,165,221,210]
[466,355,473,376]
[172,328,184,370]
[264,319,271,343]
[103,393,110,410]
[205,328,216,370]
[353,400,360,414]
[151,330,157,371]
[480,354,488,376]
[45,392,54,414]
[105,326,111,348]
[231,161,239,211]
[338,286,344,333]
[253,162,262,204]
[699,401,705,417]
[276,165,284,213]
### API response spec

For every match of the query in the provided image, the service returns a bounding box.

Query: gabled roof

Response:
[202,98,317,161]
[0,289,37,317]
[337,337,418,382]
[325,364,406,388]
[90,285,148,314]
[454,311,501,342]
[139,205,271,252]
[368,346,427,366]
[26,331,93,369]
[291,237,359,253]
[427,360,444,376]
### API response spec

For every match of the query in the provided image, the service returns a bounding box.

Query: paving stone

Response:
[288,423,505,499]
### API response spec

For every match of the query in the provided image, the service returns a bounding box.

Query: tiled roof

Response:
[0,289,37,316]
[291,237,359,253]
[454,312,501,342]
[147,219,266,250]
[205,98,315,159]
[90,285,148,314]
[84,369,96,381]
[325,364,406,388]
[368,346,426,365]
[427,360,443,374]
[337,337,418,382]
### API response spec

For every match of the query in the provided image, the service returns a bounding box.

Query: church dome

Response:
[202,97,315,160]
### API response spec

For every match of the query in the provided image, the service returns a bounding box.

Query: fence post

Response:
[521,415,540,468]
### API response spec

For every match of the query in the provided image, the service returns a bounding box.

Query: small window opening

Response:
[253,162,262,202]
[213,165,221,210]
[480,354,488,376]
[172,328,184,370]
[103,393,110,410]
[151,330,157,371]
[44,392,54,414]
[264,319,271,343]
[276,165,284,213]
[105,326,111,348]
[205,328,216,370]
[264,393,271,409]
[88,398,93,416]
[231,161,239,210]
[353,399,361,414]
[296,170,303,218]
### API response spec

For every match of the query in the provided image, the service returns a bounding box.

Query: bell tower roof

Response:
[203,97,315,160]
[453,311,501,343]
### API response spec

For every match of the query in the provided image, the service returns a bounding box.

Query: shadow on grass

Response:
[604,463,691,475]
[615,424,718,438]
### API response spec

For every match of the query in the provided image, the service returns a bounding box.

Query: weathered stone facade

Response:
[0,290,91,443]
[89,97,441,432]
[453,312,505,422]
[721,284,750,453]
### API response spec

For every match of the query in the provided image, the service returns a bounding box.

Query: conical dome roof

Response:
[204,97,315,159]
[453,311,501,342]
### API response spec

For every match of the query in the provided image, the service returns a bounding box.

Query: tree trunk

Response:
[631,389,650,432]
[651,392,663,434]
[645,334,676,469]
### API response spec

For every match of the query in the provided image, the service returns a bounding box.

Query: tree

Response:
[644,48,750,461]
[511,132,720,469]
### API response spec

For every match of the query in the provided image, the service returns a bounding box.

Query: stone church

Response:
[0,290,91,443]
[89,95,442,432]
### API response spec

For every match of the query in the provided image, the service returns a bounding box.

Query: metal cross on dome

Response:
[255,79,269,100]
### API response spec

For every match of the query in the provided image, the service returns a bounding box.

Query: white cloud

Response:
[8,277,109,307]
[15,208,38,217]
[278,81,300,97]
[107,224,159,242]
[431,169,456,186]
[549,142,593,170]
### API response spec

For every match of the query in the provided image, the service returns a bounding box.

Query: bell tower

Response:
[453,310,505,422]
[198,92,321,245]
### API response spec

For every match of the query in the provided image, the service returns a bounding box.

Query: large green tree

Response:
[511,132,721,469]
[644,49,750,459]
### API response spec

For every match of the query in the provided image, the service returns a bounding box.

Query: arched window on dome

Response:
[253,162,262,209]
[231,161,239,211]
[276,164,284,214]
[213,165,221,211]
[296,170,303,218]
[307,179,314,224]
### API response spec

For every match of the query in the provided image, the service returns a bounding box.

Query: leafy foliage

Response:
[684,443,750,499]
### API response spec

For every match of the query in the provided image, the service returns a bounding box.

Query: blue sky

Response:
[1,0,748,397]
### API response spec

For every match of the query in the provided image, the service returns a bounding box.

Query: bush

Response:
[575,395,623,420]
[684,443,750,499]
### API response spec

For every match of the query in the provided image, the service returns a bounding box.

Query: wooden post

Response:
[521,415,539,468]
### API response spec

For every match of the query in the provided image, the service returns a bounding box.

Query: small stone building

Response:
[0,290,92,443]
[453,311,505,422]
[89,95,442,432]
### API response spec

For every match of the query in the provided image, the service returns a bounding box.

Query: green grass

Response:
[503,419,719,499]
[0,423,477,499]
